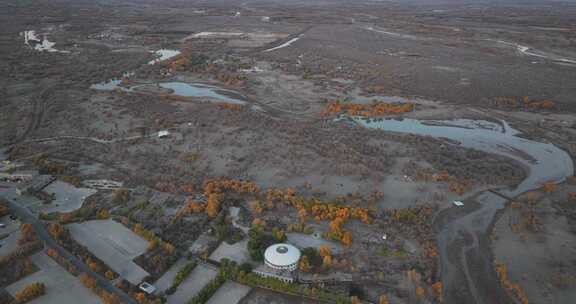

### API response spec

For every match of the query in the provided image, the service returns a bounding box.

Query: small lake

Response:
[146,82,247,104]
[91,80,248,104]
[148,49,181,65]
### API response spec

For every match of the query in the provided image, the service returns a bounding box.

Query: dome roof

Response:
[264,243,301,267]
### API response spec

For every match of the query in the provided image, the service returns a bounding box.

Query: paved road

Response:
[1,192,137,304]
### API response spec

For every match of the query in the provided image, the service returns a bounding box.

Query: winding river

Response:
[351,116,573,303]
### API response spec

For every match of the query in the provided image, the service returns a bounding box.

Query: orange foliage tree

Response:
[319,245,332,259]
[542,182,556,194]
[199,179,373,246]
[495,263,529,304]
[79,273,97,289]
[19,223,37,245]
[379,295,390,304]
[14,282,45,303]
[0,202,9,217]
[322,101,415,117]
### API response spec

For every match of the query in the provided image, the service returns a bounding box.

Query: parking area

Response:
[67,219,149,284]
[6,252,101,304]
[167,263,218,304]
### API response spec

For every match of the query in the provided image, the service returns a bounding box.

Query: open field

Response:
[154,257,188,293]
[6,252,101,304]
[209,239,251,265]
[167,264,218,304]
[206,281,252,304]
[67,219,149,284]
[41,181,97,213]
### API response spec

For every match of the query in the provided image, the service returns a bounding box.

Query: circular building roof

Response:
[264,243,301,267]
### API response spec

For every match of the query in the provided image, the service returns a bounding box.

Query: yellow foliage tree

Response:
[299,255,312,272]
[319,245,332,259]
[379,295,390,304]
[542,182,556,194]
[322,255,333,268]
[105,270,116,280]
[415,286,425,299]
[341,231,353,247]
[14,282,45,303]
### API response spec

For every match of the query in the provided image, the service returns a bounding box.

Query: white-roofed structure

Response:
[264,243,301,272]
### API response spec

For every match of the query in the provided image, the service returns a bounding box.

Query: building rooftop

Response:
[264,243,301,267]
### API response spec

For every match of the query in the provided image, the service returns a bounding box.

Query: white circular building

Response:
[264,243,301,272]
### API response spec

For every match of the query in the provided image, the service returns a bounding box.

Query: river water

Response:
[351,116,573,302]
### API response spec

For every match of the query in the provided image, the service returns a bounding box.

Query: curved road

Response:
[0,192,137,304]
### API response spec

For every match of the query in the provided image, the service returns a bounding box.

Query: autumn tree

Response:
[105,270,116,281]
[19,223,36,245]
[542,182,556,194]
[163,242,175,255]
[113,188,131,204]
[299,255,312,272]
[0,202,9,217]
[431,281,443,302]
[101,291,121,304]
[252,218,266,229]
[272,227,286,242]
[88,261,101,273]
[415,286,425,300]
[48,223,65,240]
[46,247,59,258]
[14,282,45,303]
[134,292,147,303]
[180,198,204,216]
[147,240,158,251]
[79,273,97,289]
[298,208,308,223]
[205,193,223,218]
[319,245,332,259]
[59,212,74,224]
[379,295,390,304]
[341,231,353,247]
[322,255,333,268]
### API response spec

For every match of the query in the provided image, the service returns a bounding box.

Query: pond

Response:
[147,49,181,65]
[91,80,248,104]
